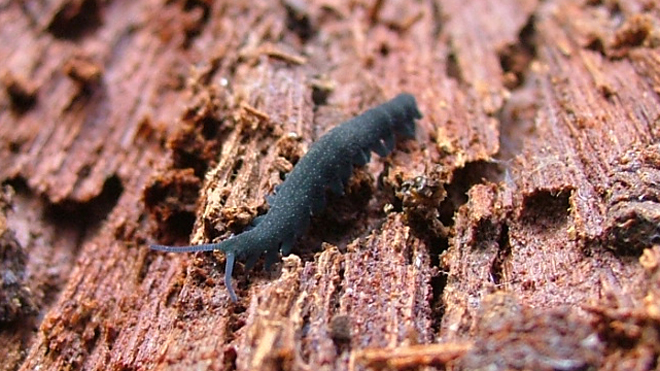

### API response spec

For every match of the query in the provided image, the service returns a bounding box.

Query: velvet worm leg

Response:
[224,252,238,302]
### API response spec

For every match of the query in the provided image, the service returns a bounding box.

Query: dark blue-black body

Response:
[151,93,422,301]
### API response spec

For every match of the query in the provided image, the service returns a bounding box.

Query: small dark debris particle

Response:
[310,76,335,107]
[610,14,659,56]
[0,231,37,322]
[2,72,37,112]
[282,0,315,41]
[330,314,352,344]
[46,0,102,40]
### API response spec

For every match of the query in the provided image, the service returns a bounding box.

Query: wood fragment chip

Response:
[261,45,307,65]
[241,102,271,121]
[355,342,472,370]
[384,11,424,32]
[63,55,102,85]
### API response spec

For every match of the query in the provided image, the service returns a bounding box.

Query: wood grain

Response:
[1,0,659,370]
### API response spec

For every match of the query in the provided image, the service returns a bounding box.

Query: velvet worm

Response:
[151,93,422,302]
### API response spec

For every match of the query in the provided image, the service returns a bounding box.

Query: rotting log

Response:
[1,0,660,370]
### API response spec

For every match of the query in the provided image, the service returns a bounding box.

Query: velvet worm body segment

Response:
[151,93,422,302]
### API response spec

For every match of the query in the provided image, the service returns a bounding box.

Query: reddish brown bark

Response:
[1,0,660,370]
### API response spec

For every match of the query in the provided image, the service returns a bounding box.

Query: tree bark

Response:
[1,0,660,370]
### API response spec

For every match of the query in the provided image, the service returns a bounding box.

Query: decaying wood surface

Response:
[1,0,660,370]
